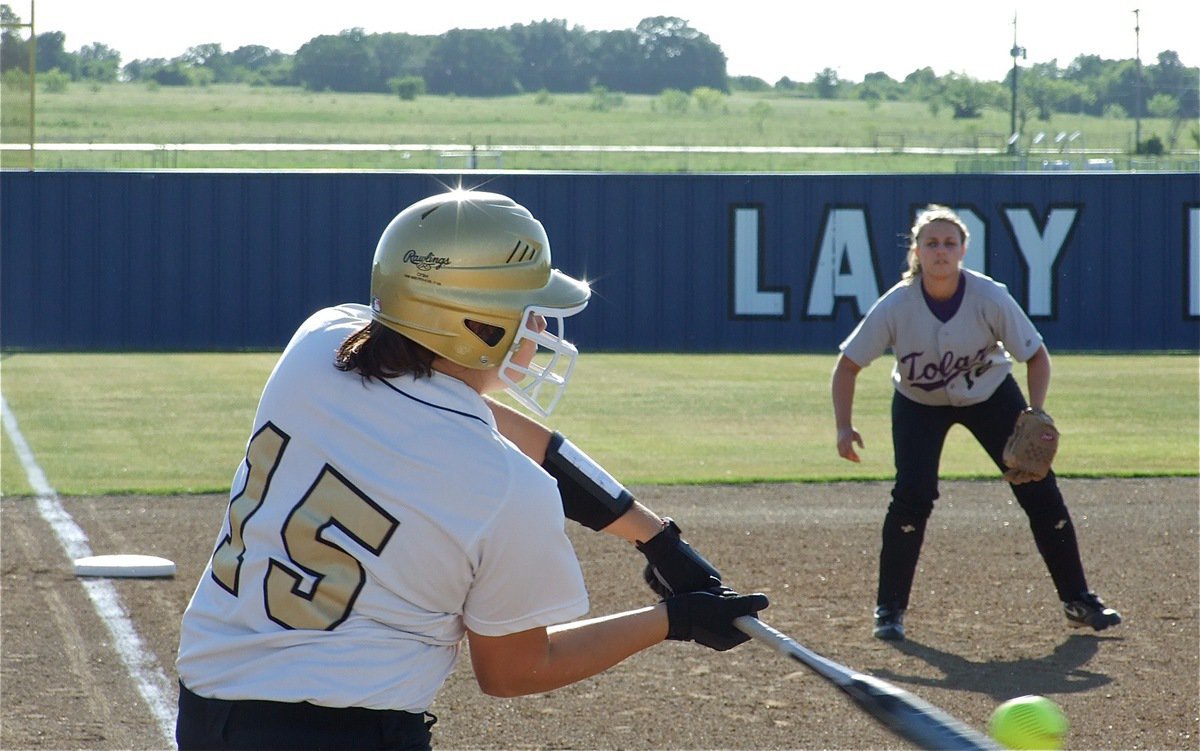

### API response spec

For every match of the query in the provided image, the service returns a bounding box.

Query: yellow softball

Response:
[989,695,1069,750]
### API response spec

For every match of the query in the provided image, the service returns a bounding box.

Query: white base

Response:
[73,554,176,578]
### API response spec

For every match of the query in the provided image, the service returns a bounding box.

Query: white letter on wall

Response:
[806,208,878,317]
[957,208,986,273]
[1004,207,1078,316]
[732,206,786,316]
[1189,206,1199,317]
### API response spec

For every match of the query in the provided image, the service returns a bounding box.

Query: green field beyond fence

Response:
[1,353,1195,497]
[1,84,1191,172]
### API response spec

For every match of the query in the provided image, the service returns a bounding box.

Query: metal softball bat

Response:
[734,616,1000,751]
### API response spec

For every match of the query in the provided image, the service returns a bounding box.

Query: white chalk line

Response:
[1,393,177,746]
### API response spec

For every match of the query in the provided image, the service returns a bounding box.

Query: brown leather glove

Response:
[1003,407,1060,484]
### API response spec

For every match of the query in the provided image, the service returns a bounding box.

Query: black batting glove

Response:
[637,518,723,597]
[665,588,770,651]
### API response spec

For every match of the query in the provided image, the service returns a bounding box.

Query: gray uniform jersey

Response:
[840,269,1043,407]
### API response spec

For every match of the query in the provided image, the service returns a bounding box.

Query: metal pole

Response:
[29,0,35,170]
[1008,13,1025,156]
[1133,9,1142,150]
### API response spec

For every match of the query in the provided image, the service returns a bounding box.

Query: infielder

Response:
[830,204,1121,642]
[175,190,767,750]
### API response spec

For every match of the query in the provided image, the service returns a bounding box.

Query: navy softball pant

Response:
[176,682,436,751]
[877,375,1090,610]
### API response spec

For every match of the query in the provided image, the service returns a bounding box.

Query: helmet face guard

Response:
[499,302,588,417]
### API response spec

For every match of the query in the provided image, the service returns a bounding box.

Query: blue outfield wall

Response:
[1,170,1197,352]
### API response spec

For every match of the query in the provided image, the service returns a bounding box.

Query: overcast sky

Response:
[20,0,1199,82]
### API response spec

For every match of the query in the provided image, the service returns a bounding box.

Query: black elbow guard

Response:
[542,431,635,531]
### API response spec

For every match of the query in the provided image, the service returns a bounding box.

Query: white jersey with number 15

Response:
[177,304,588,712]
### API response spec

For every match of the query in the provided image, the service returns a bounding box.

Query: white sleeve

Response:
[839,293,896,368]
[463,463,589,637]
[992,289,1044,362]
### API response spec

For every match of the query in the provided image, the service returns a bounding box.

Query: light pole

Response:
[1009,13,1026,155]
[1133,9,1142,150]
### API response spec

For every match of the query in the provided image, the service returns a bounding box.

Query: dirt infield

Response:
[3,478,1197,750]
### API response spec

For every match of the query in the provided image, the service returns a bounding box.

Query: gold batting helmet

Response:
[370,189,590,414]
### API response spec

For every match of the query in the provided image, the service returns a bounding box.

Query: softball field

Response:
[2,477,1196,749]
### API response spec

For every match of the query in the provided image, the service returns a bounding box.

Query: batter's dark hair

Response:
[334,321,436,381]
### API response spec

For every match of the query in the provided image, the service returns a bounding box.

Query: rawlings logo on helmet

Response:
[402,249,452,271]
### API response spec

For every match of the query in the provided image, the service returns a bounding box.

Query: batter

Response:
[175,190,768,750]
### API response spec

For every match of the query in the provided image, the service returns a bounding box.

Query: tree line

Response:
[2,4,1196,128]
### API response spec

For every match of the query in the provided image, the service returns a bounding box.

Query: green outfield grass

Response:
[1,352,1195,497]
[6,83,1186,172]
